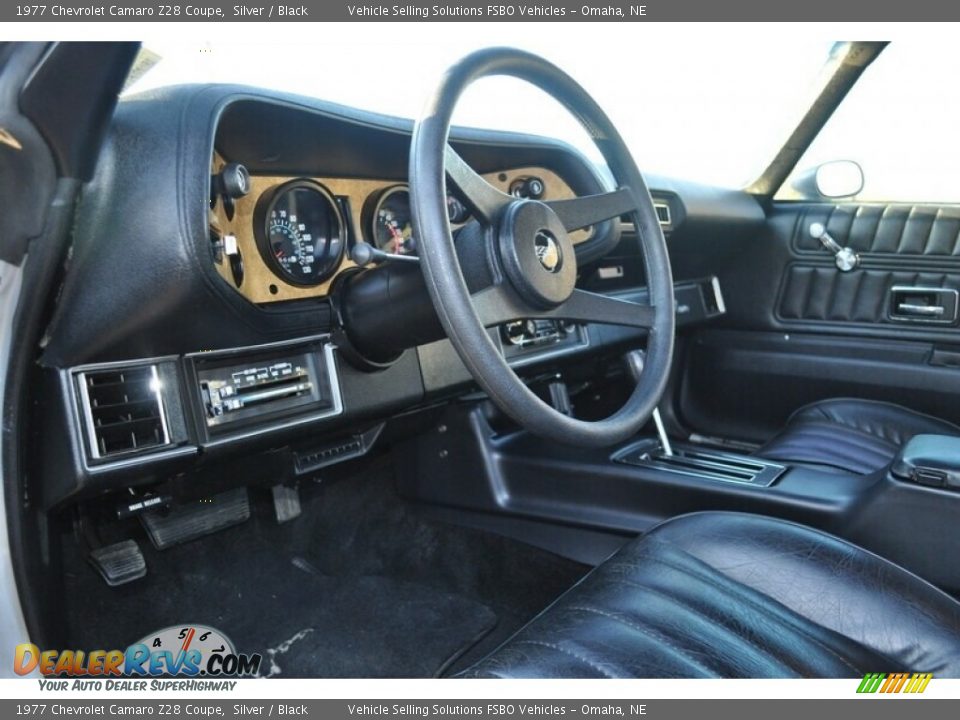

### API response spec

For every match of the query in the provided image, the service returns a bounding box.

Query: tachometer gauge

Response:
[366,186,416,255]
[364,186,472,256]
[253,180,345,287]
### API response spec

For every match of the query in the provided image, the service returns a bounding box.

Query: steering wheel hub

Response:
[534,230,562,273]
[498,200,577,309]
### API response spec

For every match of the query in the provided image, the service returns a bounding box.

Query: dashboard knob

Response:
[503,321,527,346]
[509,176,545,199]
[219,163,251,199]
[502,319,540,346]
[526,177,545,198]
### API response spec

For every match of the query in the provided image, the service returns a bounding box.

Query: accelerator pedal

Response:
[88,539,147,587]
[140,487,250,550]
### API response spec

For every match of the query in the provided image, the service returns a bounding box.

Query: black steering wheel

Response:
[410,47,675,448]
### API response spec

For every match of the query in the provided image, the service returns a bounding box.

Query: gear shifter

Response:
[623,350,673,456]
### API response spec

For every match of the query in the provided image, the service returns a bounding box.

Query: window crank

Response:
[809,222,860,272]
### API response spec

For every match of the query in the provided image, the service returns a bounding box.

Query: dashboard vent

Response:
[78,365,171,461]
[654,202,672,225]
[620,201,672,229]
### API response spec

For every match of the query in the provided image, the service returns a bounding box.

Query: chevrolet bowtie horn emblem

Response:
[534,230,562,273]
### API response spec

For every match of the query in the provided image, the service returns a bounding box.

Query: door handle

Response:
[889,286,959,324]
[897,303,945,317]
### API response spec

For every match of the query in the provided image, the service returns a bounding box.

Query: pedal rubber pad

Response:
[271,484,301,524]
[140,487,250,550]
[88,539,147,587]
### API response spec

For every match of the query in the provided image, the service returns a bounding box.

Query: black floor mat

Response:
[61,457,586,677]
[65,550,495,677]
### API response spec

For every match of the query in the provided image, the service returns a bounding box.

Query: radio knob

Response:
[503,320,537,345]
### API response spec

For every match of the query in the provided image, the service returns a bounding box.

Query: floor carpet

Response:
[62,456,586,677]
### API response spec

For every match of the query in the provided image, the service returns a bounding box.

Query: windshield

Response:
[124,27,833,189]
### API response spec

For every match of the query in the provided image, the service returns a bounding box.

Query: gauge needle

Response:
[388,224,404,253]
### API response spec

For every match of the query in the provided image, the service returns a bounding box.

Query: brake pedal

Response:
[272,484,301,524]
[139,487,250,550]
[88,539,146,587]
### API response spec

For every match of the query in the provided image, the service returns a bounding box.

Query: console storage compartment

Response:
[891,434,960,490]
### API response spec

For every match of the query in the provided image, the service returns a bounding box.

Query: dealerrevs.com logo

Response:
[14,624,262,679]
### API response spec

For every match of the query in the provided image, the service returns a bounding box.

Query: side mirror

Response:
[814,160,864,199]
[789,160,864,200]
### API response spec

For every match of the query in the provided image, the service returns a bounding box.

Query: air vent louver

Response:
[654,202,671,225]
[79,365,170,460]
[620,202,671,228]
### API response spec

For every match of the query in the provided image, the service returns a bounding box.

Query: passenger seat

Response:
[756,398,960,475]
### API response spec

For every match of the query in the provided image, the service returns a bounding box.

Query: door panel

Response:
[778,266,960,324]
[681,330,960,443]
[793,204,960,258]
[674,201,960,443]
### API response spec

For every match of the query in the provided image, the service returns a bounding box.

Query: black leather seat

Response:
[462,512,960,678]
[757,398,960,475]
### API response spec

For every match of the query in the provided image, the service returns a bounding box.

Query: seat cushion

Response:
[461,512,960,678]
[757,398,960,474]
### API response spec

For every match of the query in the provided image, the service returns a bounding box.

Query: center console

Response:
[398,401,960,594]
[613,439,786,488]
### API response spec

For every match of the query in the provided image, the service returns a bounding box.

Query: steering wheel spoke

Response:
[444,146,513,225]
[546,186,636,232]
[472,285,655,330]
[471,283,529,328]
[553,290,655,328]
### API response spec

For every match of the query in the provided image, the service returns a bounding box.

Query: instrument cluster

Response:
[209,157,578,304]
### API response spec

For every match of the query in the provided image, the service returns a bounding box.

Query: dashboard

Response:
[32,84,752,511]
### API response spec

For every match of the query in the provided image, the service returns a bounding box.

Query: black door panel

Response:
[777,265,960,325]
[794,203,960,258]
[675,201,960,443]
[681,329,960,443]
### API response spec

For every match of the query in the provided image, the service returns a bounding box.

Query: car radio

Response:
[187,337,341,442]
[500,319,588,364]
[501,319,574,347]
[200,358,316,425]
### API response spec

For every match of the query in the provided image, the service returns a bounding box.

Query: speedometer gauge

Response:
[254,180,345,287]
